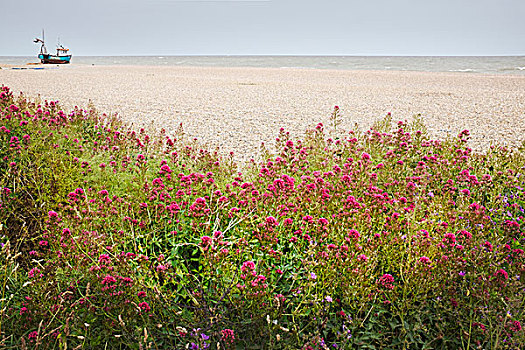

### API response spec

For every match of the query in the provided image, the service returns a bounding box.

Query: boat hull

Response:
[38,54,72,64]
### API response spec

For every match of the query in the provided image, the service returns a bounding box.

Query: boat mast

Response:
[41,29,47,54]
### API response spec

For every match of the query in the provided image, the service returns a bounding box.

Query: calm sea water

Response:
[1,56,525,75]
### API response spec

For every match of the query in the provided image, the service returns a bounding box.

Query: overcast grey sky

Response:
[1,0,524,56]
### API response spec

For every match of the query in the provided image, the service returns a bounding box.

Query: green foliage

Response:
[0,85,524,349]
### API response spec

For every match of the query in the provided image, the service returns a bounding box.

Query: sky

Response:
[1,0,524,56]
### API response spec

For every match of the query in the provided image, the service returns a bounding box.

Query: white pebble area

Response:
[1,65,524,161]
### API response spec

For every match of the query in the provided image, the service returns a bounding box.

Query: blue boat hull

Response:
[38,54,72,64]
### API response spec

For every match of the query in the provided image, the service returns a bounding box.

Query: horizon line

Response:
[2,54,525,57]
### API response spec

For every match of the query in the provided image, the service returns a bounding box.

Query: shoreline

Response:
[1,55,524,77]
[1,65,524,161]
[2,63,525,78]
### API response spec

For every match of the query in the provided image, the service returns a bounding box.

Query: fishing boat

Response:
[33,30,72,64]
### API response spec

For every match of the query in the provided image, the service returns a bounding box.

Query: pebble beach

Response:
[1,64,524,160]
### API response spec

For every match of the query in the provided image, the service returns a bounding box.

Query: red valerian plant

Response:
[0,86,524,349]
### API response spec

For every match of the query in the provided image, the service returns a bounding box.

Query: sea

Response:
[1,56,525,75]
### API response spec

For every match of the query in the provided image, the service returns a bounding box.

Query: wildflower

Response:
[357,254,368,262]
[102,275,117,285]
[318,217,329,226]
[510,321,522,332]
[458,230,472,240]
[139,302,151,312]
[152,178,164,186]
[266,216,279,226]
[378,274,395,290]
[325,296,333,302]
[138,291,147,298]
[156,264,168,273]
[221,329,235,341]
[28,267,41,278]
[200,236,212,247]
[28,331,38,339]
[494,269,509,281]
[241,261,256,273]
[99,254,111,264]
[347,229,360,240]
[309,272,317,280]
[361,152,370,160]
[160,164,172,173]
[443,232,456,246]
[472,322,486,332]
[302,215,314,223]
[419,256,431,264]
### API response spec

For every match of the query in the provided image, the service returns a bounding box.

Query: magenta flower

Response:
[443,233,456,246]
[28,331,38,339]
[139,302,151,312]
[200,236,212,247]
[494,269,509,281]
[266,216,279,226]
[101,275,117,285]
[510,321,522,332]
[221,329,235,341]
[241,261,256,273]
[378,274,395,290]
[419,256,431,264]
[156,264,168,273]
[98,254,111,264]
